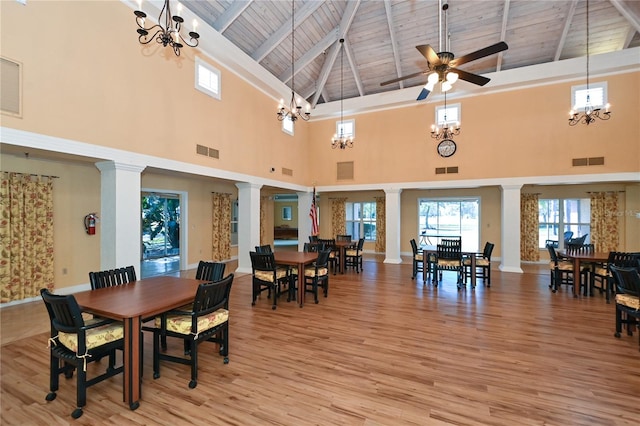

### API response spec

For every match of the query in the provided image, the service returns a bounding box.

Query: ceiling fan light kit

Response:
[380,1,508,101]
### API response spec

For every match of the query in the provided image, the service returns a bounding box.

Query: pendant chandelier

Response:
[277,0,311,123]
[134,0,200,57]
[331,39,354,149]
[430,91,460,140]
[568,0,611,126]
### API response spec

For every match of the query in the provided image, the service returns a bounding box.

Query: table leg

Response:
[572,258,580,297]
[123,317,141,410]
[298,261,305,307]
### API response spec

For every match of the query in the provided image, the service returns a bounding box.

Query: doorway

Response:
[141,193,180,278]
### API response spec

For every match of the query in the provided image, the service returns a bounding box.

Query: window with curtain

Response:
[538,198,590,248]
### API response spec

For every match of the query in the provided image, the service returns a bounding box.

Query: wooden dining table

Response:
[273,251,319,307]
[422,245,476,287]
[333,240,353,274]
[73,275,208,410]
[558,250,610,297]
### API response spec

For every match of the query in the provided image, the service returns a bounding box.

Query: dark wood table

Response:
[273,251,318,306]
[73,276,208,410]
[422,246,476,287]
[558,250,610,297]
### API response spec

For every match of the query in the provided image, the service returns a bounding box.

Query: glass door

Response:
[141,193,180,277]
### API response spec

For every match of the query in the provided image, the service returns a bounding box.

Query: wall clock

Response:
[437,139,457,157]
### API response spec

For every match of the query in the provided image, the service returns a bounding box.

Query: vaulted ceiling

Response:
[183,0,640,108]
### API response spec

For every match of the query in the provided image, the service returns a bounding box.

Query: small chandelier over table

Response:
[568,0,611,126]
[430,92,460,141]
[276,0,311,123]
[331,39,354,149]
[134,0,200,57]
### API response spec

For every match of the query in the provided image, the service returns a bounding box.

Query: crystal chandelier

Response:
[568,0,611,126]
[430,92,460,140]
[277,0,311,123]
[134,0,200,57]
[331,39,354,149]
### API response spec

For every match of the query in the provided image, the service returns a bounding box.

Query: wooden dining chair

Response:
[463,242,494,287]
[435,239,463,288]
[41,289,124,419]
[303,249,331,304]
[88,265,136,290]
[610,265,640,351]
[153,274,234,388]
[195,261,226,281]
[410,238,423,280]
[250,251,292,309]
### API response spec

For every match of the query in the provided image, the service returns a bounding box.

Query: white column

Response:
[500,184,524,273]
[95,161,145,277]
[236,182,262,274]
[297,191,312,251]
[383,188,402,264]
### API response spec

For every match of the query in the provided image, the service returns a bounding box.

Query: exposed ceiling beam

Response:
[344,40,364,97]
[496,0,511,71]
[622,24,636,49]
[554,0,579,61]
[212,0,253,33]
[278,28,339,84]
[383,0,403,89]
[309,0,361,107]
[609,0,640,33]
[251,1,324,63]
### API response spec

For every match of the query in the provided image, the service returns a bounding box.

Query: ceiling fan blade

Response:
[454,68,491,86]
[416,44,440,64]
[380,70,426,86]
[450,41,508,67]
[416,87,431,101]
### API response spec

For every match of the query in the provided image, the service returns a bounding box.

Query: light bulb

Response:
[446,72,459,83]
[425,82,435,91]
[427,72,439,84]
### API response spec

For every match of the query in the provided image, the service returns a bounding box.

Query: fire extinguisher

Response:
[84,213,97,235]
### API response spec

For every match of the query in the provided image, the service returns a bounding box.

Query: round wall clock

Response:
[437,139,457,157]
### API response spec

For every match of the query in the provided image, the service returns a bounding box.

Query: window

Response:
[336,119,355,138]
[418,198,479,251]
[538,198,590,248]
[435,103,461,126]
[282,115,294,136]
[195,57,221,100]
[230,199,238,246]
[571,82,607,112]
[346,202,376,241]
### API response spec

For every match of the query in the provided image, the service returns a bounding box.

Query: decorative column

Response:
[500,184,524,273]
[297,191,313,251]
[236,182,262,274]
[383,188,402,264]
[95,161,145,276]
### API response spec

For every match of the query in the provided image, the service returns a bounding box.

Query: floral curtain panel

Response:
[211,192,231,261]
[590,192,619,252]
[375,196,385,253]
[0,172,55,303]
[331,198,347,237]
[520,193,539,261]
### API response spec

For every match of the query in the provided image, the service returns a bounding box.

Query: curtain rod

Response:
[1,171,60,179]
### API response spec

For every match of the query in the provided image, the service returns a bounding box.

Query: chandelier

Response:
[568,0,611,126]
[277,0,311,123]
[331,39,354,149]
[134,0,200,57]
[430,92,460,140]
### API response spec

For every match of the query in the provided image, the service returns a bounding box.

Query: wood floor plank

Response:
[1,258,639,425]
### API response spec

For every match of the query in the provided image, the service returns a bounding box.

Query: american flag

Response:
[310,187,319,236]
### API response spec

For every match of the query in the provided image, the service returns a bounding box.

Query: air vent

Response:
[588,156,604,166]
[1,57,21,116]
[435,167,458,174]
[337,161,354,180]
[196,144,219,159]
[282,168,293,176]
[572,157,604,166]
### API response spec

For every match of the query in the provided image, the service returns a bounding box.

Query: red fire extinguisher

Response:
[84,213,97,235]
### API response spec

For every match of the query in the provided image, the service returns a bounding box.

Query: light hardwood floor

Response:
[1,257,639,425]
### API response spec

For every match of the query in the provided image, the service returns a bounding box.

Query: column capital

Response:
[235,182,262,190]
[95,161,145,174]
[500,184,523,191]
[384,188,403,195]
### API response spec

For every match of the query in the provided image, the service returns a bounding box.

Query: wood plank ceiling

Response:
[184,0,640,106]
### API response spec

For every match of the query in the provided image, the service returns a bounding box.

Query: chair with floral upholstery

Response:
[153,274,234,388]
[463,242,495,287]
[344,237,365,273]
[40,288,124,419]
[547,244,587,293]
[195,261,226,281]
[303,249,331,303]
[610,265,640,351]
[410,238,423,280]
[435,239,463,288]
[250,251,292,309]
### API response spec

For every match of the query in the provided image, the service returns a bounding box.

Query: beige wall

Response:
[274,201,298,227]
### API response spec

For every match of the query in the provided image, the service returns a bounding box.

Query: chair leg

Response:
[189,340,198,389]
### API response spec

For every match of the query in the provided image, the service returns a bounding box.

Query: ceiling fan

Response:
[380,1,508,101]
